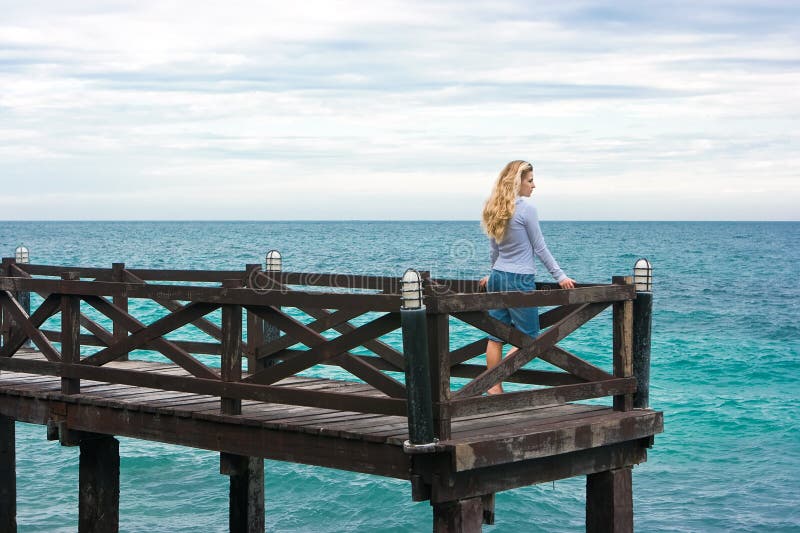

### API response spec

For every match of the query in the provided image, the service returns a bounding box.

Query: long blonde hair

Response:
[481,160,532,242]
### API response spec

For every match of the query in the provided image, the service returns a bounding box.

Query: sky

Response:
[0,1,798,221]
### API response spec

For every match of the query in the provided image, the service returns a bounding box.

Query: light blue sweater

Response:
[489,198,567,282]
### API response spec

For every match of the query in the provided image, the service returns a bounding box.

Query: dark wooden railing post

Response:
[428,311,452,440]
[221,279,243,415]
[111,263,128,361]
[61,272,81,395]
[1,258,16,348]
[14,247,31,349]
[612,276,633,412]
[220,278,265,533]
[244,264,263,373]
[0,414,16,533]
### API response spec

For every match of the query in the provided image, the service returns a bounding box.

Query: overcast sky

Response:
[1,1,798,220]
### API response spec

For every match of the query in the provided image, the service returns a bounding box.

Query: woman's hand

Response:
[478,275,489,291]
[558,277,576,289]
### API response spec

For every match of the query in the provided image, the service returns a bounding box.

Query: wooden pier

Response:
[0,259,662,532]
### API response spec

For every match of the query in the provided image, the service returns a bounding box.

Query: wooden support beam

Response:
[221,281,243,415]
[586,467,633,533]
[612,276,634,412]
[79,435,120,533]
[432,497,484,533]
[111,263,128,361]
[222,453,265,533]
[0,415,16,533]
[61,273,81,395]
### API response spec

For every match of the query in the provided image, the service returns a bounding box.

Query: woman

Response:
[479,160,576,394]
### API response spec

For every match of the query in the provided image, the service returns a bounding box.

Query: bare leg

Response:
[486,340,504,394]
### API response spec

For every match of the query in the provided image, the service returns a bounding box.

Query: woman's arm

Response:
[522,201,568,282]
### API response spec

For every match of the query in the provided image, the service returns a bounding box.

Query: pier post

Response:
[433,497,484,533]
[61,272,81,395]
[244,264,263,373]
[400,269,435,447]
[0,415,16,533]
[14,247,31,349]
[220,279,265,532]
[632,259,653,409]
[612,276,634,412]
[1,257,16,348]
[111,263,129,361]
[79,434,120,533]
[261,250,282,370]
[586,466,633,533]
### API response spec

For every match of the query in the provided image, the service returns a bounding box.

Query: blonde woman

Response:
[479,160,576,394]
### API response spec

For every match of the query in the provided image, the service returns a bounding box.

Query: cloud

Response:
[0,0,798,220]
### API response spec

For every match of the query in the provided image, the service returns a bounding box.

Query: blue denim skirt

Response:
[486,269,540,343]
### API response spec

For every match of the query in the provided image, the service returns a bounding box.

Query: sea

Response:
[0,221,797,532]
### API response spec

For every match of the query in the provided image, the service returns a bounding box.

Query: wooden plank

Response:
[428,284,635,313]
[221,298,243,415]
[82,296,220,380]
[0,292,62,362]
[613,277,634,412]
[112,263,129,361]
[449,378,636,417]
[448,339,485,365]
[429,440,647,504]
[454,303,610,397]
[0,357,407,416]
[255,308,366,359]
[0,278,402,312]
[447,410,663,471]
[433,496,483,533]
[428,313,452,440]
[450,363,585,387]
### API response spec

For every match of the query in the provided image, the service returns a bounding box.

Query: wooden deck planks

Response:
[0,356,660,472]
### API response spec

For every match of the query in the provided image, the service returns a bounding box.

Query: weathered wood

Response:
[612,277,634,412]
[0,357,407,416]
[454,303,610,397]
[481,493,495,525]
[226,454,265,533]
[61,273,81,395]
[433,496,483,533]
[430,440,647,503]
[112,263,128,361]
[428,284,635,313]
[0,294,61,358]
[221,284,243,415]
[446,409,662,471]
[447,378,637,418]
[0,292,62,362]
[79,435,120,533]
[0,414,16,533]
[0,278,402,311]
[82,296,220,380]
[255,308,366,360]
[453,311,613,383]
[124,269,224,343]
[427,313,451,440]
[586,467,633,533]
[632,291,653,409]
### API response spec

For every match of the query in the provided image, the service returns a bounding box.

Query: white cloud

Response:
[0,0,798,220]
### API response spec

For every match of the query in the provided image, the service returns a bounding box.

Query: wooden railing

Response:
[0,259,637,441]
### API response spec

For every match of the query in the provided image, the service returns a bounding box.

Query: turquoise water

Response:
[1,221,798,532]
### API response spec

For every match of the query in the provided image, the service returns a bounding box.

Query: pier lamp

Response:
[401,268,424,310]
[633,258,652,292]
[15,245,29,264]
[265,250,282,272]
[632,258,653,409]
[399,268,436,450]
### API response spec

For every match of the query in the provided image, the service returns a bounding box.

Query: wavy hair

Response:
[481,160,532,242]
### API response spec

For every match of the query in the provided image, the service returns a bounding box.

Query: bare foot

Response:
[487,385,504,395]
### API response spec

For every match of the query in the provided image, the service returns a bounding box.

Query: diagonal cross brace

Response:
[0,293,61,359]
[243,306,406,397]
[124,270,224,342]
[82,295,220,379]
[454,302,611,397]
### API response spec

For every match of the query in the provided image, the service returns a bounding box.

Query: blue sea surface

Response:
[1,221,798,532]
